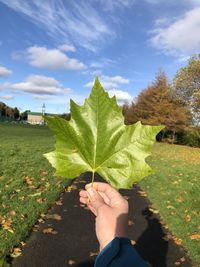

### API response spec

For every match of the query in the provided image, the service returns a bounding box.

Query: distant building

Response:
[27,112,57,125]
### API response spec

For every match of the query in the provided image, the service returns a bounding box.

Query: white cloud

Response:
[90,58,116,69]
[84,75,132,103]
[145,0,200,6]
[85,75,129,89]
[3,75,72,95]
[97,0,135,11]
[0,66,12,77]
[58,44,76,52]
[0,0,114,51]
[33,95,52,100]
[108,89,132,102]
[27,46,86,70]
[0,94,14,100]
[150,7,200,56]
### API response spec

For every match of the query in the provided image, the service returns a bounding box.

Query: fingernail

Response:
[87,187,96,197]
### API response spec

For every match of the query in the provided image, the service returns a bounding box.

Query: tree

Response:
[124,71,191,142]
[173,55,200,124]
[13,107,20,119]
[21,110,30,120]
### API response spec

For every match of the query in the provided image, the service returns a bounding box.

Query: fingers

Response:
[85,182,122,201]
[80,189,110,205]
[87,187,105,211]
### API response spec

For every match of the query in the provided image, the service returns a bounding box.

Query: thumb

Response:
[87,187,105,212]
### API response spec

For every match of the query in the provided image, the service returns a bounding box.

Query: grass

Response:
[0,123,69,259]
[0,124,199,265]
[141,142,200,266]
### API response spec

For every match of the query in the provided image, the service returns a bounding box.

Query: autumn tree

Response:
[124,71,191,142]
[173,55,200,124]
[0,102,20,119]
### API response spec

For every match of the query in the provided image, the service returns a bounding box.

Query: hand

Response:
[79,182,128,250]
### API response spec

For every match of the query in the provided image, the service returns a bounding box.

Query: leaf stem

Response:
[91,171,95,188]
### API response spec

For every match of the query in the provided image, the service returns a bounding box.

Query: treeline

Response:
[0,102,20,119]
[123,55,200,147]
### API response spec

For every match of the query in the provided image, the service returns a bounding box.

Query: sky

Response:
[0,0,200,114]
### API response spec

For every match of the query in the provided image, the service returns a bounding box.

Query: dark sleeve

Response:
[94,237,149,267]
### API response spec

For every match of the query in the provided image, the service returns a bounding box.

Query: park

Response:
[0,99,200,266]
[0,1,200,266]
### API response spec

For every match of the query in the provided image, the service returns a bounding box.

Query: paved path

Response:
[12,173,193,267]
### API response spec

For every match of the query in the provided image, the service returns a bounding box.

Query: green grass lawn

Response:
[141,143,200,266]
[0,123,69,261]
[0,123,199,266]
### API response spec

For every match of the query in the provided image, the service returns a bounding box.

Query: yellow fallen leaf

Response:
[185,215,191,222]
[190,234,200,240]
[65,185,77,192]
[173,237,182,245]
[46,214,62,220]
[43,228,58,235]
[11,248,22,258]
[131,240,136,245]
[55,200,63,206]
[89,251,98,257]
[149,208,159,214]
[68,259,76,265]
[138,190,147,197]
[9,211,16,217]
[128,220,134,226]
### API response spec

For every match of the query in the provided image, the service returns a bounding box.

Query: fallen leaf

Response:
[65,185,77,192]
[148,208,159,214]
[68,260,76,265]
[55,200,63,206]
[138,190,147,197]
[190,234,200,240]
[46,214,62,221]
[166,205,175,209]
[1,218,13,230]
[128,220,134,226]
[175,261,181,266]
[9,211,16,217]
[36,198,46,203]
[173,237,182,245]
[42,228,58,234]
[180,257,185,262]
[39,170,48,177]
[131,240,136,245]
[38,218,45,223]
[162,234,173,241]
[10,248,22,258]
[89,251,98,257]
[176,197,184,203]
[185,215,191,222]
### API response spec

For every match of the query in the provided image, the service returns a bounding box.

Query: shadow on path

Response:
[135,208,168,267]
[74,260,94,267]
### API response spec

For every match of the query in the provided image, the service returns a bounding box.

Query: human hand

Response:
[79,182,128,250]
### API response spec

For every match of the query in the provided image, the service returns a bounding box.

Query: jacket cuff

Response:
[94,237,130,267]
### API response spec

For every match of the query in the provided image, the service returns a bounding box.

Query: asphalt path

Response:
[12,173,193,267]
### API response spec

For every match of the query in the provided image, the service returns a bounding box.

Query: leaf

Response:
[44,78,164,189]
[45,214,62,221]
[42,228,58,234]
[10,248,22,258]
[190,234,200,240]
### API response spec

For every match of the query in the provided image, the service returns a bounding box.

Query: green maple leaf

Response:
[44,78,164,189]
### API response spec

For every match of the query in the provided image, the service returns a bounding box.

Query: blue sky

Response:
[0,0,200,114]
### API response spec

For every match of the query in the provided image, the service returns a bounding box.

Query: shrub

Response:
[179,127,200,147]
